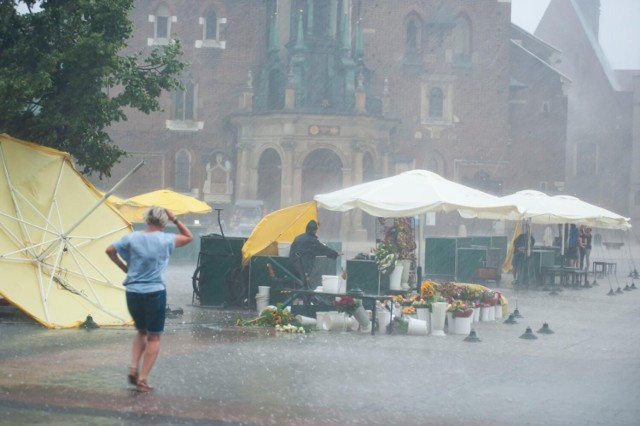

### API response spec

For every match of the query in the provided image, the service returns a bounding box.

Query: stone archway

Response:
[301,148,343,241]
[257,148,282,212]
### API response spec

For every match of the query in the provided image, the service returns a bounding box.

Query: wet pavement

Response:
[1,248,640,425]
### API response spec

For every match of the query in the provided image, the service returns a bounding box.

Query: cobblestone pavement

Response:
[1,248,640,425]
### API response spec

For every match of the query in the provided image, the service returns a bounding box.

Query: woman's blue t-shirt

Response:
[112,231,176,293]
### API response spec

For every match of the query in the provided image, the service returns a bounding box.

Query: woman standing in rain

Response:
[106,207,193,392]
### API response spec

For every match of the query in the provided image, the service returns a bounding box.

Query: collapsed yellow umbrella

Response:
[118,189,212,223]
[0,134,133,328]
[241,201,318,266]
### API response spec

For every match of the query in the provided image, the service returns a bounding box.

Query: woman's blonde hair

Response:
[144,206,168,227]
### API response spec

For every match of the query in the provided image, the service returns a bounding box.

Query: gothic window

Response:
[175,79,196,121]
[175,150,191,193]
[429,87,444,118]
[196,8,226,49]
[451,16,471,63]
[404,13,422,62]
[421,77,454,125]
[150,4,171,45]
[204,8,217,40]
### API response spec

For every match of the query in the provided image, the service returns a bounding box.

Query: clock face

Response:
[309,125,319,135]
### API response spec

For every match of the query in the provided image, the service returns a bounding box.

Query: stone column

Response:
[345,140,368,241]
[235,141,254,199]
[281,138,296,207]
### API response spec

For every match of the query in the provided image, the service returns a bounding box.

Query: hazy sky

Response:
[512,0,640,70]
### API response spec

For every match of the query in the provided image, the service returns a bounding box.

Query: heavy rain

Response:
[1,0,640,425]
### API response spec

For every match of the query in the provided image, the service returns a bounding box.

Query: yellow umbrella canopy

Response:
[241,201,318,265]
[0,134,133,328]
[118,189,212,223]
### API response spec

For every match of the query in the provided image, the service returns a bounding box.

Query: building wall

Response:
[96,0,568,238]
[536,0,633,216]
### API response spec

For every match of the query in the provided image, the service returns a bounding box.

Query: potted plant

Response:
[375,241,399,274]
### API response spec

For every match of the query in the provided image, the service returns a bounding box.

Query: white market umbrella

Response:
[501,190,630,230]
[314,169,522,220]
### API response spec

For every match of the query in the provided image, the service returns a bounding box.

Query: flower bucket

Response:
[400,259,412,289]
[488,306,496,321]
[389,264,404,291]
[415,307,429,321]
[453,315,472,335]
[377,309,392,332]
[322,312,348,331]
[494,304,503,320]
[480,306,491,321]
[431,302,448,336]
[447,312,455,333]
[473,307,481,323]
[322,275,340,293]
[353,305,371,330]
[258,286,270,296]
[315,311,328,330]
[407,317,428,335]
[256,295,270,314]
[295,315,317,326]
[277,241,291,257]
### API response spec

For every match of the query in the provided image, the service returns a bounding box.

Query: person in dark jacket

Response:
[289,220,339,288]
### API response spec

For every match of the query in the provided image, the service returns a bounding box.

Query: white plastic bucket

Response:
[407,317,428,335]
[322,312,348,331]
[453,315,472,335]
[322,275,340,293]
[256,297,269,314]
[258,286,270,296]
[389,265,404,290]
[295,315,317,326]
[277,242,292,257]
[377,310,391,331]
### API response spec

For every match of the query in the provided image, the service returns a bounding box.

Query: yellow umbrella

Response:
[118,189,212,223]
[0,134,133,328]
[241,201,318,266]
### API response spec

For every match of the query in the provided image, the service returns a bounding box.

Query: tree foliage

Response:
[0,0,186,177]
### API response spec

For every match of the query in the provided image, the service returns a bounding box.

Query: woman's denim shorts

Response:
[126,290,167,334]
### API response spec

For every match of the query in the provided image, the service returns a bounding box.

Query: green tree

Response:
[0,0,186,177]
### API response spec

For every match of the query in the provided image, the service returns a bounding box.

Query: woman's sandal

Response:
[128,368,138,386]
[136,378,154,393]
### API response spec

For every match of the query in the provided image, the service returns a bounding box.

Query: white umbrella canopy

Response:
[501,190,630,230]
[314,169,522,220]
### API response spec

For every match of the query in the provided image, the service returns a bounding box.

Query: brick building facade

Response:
[98,0,568,240]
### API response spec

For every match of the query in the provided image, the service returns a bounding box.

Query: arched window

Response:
[155,5,170,40]
[451,16,471,62]
[204,8,217,40]
[175,150,191,192]
[406,20,417,50]
[404,13,422,60]
[175,78,196,121]
[429,87,444,118]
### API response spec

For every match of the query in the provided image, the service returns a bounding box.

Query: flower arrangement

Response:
[480,289,498,306]
[375,241,399,274]
[448,300,474,318]
[395,217,417,260]
[437,281,463,301]
[332,296,361,316]
[402,306,416,315]
[237,303,306,329]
